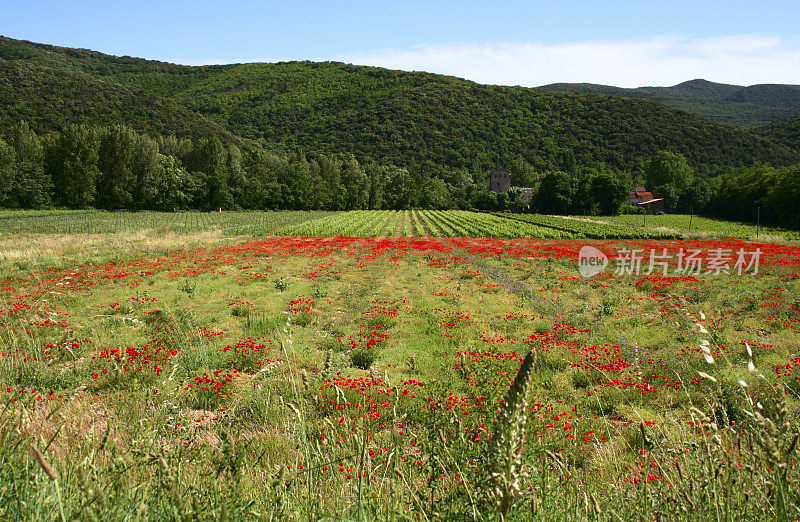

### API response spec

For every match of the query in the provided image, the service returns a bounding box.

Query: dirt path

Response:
[393,211,407,238]
[380,211,400,238]
[553,215,689,236]
[554,215,797,244]
[452,245,646,355]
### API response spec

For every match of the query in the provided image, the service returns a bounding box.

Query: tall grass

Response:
[2,338,797,520]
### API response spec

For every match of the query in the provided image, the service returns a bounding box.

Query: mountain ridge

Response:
[538,79,800,128]
[0,35,797,176]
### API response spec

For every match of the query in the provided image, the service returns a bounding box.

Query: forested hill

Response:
[538,79,800,128]
[1,35,798,176]
[162,63,796,175]
[756,115,800,152]
[0,57,238,143]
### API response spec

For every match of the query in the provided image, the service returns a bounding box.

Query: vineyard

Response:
[496,213,682,239]
[599,213,800,240]
[0,210,335,235]
[278,210,571,238]
[3,210,800,243]
[0,210,636,239]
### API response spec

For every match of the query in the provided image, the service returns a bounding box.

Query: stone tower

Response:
[489,168,512,193]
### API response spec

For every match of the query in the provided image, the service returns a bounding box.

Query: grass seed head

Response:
[487,348,537,517]
[32,445,57,481]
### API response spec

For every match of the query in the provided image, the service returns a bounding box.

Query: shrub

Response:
[230,305,250,317]
[289,312,312,327]
[620,204,644,215]
[350,347,378,370]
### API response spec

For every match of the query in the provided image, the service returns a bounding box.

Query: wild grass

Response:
[0,232,798,519]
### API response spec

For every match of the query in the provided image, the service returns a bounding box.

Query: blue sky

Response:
[2,0,800,86]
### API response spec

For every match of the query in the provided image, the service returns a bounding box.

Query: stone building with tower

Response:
[489,168,512,193]
[489,168,535,204]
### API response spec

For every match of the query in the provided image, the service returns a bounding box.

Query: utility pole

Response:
[689,212,693,233]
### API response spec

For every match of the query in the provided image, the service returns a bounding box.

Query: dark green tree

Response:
[471,188,498,211]
[189,137,230,210]
[419,177,452,210]
[534,171,573,214]
[365,163,388,210]
[709,165,800,227]
[149,155,189,211]
[0,138,15,208]
[97,125,138,209]
[495,191,510,211]
[341,157,369,210]
[317,156,344,210]
[678,178,712,213]
[506,187,528,213]
[132,134,161,209]
[645,151,694,211]
[508,157,539,188]
[591,170,630,215]
[655,185,679,213]
[156,135,193,164]
[766,166,800,228]
[446,169,475,210]
[571,168,596,215]
[287,155,327,210]
[45,124,99,208]
[7,122,50,208]
[560,149,577,173]
[225,144,247,210]
[382,167,415,209]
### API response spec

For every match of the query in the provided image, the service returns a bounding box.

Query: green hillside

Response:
[0,57,237,143]
[756,114,800,151]
[0,36,798,177]
[162,64,798,174]
[538,79,800,128]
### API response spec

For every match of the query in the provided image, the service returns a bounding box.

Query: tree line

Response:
[0,122,796,226]
[0,122,414,212]
[709,164,800,228]
[0,122,636,214]
[636,150,798,227]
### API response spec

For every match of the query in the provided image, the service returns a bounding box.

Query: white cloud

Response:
[333,34,800,87]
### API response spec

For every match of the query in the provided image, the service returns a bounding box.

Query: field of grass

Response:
[597,214,800,241]
[1,223,799,519]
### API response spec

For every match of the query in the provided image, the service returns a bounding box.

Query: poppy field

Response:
[1,225,799,520]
